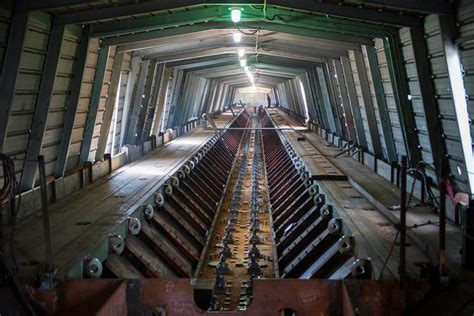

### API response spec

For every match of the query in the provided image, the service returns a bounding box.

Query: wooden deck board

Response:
[272,108,469,279]
[13,110,237,278]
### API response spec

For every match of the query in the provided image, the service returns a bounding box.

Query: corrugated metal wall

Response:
[43,24,82,176]
[398,27,434,166]
[425,14,470,192]
[348,50,375,154]
[4,12,51,180]
[66,37,100,171]
[375,38,406,157]
[0,7,10,75]
[457,0,474,170]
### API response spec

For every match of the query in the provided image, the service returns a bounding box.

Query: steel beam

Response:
[125,59,149,145]
[315,65,337,133]
[54,1,421,27]
[135,60,157,145]
[94,51,124,161]
[54,26,90,177]
[340,56,367,147]
[0,13,28,153]
[21,24,65,190]
[366,45,398,162]
[360,0,452,14]
[409,27,446,170]
[78,45,110,163]
[333,59,357,142]
[151,67,171,136]
[142,63,165,142]
[119,56,140,149]
[439,15,474,192]
[384,35,421,164]
[353,48,383,158]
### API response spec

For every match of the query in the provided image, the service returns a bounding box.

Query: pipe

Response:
[439,159,447,279]
[399,155,407,288]
[38,155,54,288]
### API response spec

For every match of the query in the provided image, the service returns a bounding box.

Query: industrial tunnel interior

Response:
[0,0,474,315]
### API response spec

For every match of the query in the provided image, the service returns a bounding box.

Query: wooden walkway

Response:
[269,108,470,279]
[13,110,237,278]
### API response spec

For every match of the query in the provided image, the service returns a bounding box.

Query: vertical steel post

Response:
[38,156,53,277]
[439,159,447,279]
[399,155,407,287]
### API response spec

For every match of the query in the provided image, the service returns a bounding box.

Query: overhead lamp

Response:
[238,48,245,57]
[233,32,242,43]
[231,8,242,23]
[240,58,247,67]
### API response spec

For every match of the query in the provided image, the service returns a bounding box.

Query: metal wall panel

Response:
[374,38,407,157]
[362,45,388,159]
[87,45,117,160]
[398,27,435,166]
[40,24,82,177]
[424,14,470,192]
[0,7,10,76]
[3,12,51,182]
[457,0,474,186]
[348,50,374,153]
[65,37,100,171]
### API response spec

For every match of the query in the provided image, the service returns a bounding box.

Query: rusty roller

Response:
[109,234,125,255]
[309,184,319,196]
[351,258,372,279]
[320,205,333,218]
[328,218,342,235]
[182,165,191,175]
[143,204,154,219]
[313,193,325,206]
[176,169,186,180]
[85,258,103,278]
[154,193,164,207]
[128,217,142,235]
[337,236,354,255]
[163,184,173,195]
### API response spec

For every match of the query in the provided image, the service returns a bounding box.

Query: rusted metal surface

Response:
[24,278,431,315]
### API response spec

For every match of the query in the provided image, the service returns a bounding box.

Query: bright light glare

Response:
[238,48,245,57]
[240,59,247,67]
[231,9,241,23]
[233,32,242,43]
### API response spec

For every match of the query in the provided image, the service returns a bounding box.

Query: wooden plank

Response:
[105,254,144,278]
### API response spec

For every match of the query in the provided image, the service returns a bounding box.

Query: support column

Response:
[384,35,421,164]
[354,48,383,158]
[0,13,28,153]
[125,59,149,145]
[333,59,357,142]
[21,23,65,190]
[94,51,124,161]
[79,45,111,163]
[366,45,398,162]
[142,63,165,142]
[316,65,337,133]
[410,27,446,172]
[341,56,367,147]
[134,60,157,145]
[54,26,90,177]
[439,15,474,193]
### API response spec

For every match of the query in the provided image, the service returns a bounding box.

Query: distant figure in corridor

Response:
[267,94,271,108]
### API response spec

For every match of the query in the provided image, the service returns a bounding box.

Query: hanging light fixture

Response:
[231,8,242,23]
[238,48,245,58]
[233,32,242,43]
